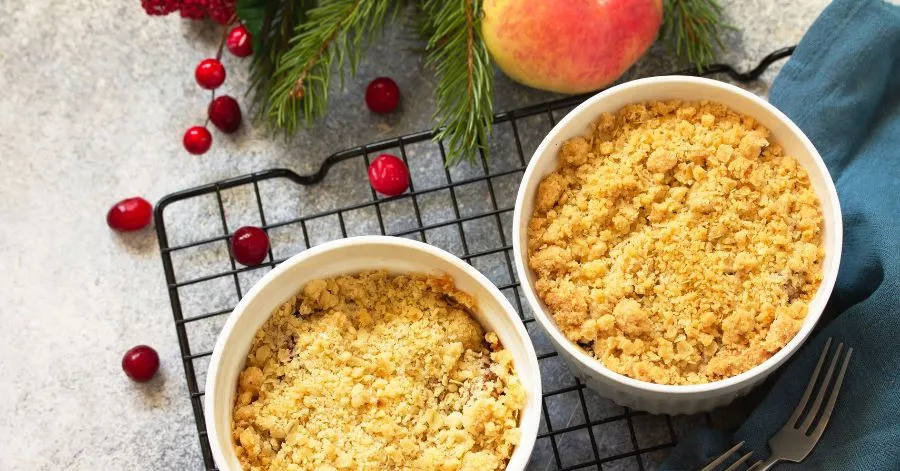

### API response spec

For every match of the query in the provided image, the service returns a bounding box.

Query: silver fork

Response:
[699,440,756,471]
[700,338,853,471]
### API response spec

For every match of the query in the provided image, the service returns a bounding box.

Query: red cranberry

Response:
[231,226,269,266]
[107,197,153,231]
[226,25,253,58]
[183,126,212,155]
[365,77,400,114]
[122,345,160,382]
[195,58,226,90]
[367,154,410,196]
[208,95,242,134]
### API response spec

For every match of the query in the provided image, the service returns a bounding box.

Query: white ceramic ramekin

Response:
[512,76,842,415]
[205,236,542,470]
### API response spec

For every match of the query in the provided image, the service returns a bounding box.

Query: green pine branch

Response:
[254,0,396,134]
[660,0,731,69]
[421,0,492,166]
[238,0,311,120]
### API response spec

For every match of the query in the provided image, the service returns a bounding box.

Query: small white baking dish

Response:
[512,76,842,415]
[205,236,542,470]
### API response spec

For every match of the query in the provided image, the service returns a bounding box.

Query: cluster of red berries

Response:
[107,196,271,265]
[141,0,236,25]
[113,67,406,383]
[182,24,253,155]
[108,195,271,382]
[362,77,409,197]
[106,197,160,382]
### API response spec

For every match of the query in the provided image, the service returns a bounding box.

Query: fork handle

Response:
[749,456,780,471]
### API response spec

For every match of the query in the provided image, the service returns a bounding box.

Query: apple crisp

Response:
[528,100,824,385]
[231,271,525,470]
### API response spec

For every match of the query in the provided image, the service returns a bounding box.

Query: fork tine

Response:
[800,342,844,431]
[723,451,754,471]
[700,441,745,471]
[788,337,832,426]
[808,347,853,442]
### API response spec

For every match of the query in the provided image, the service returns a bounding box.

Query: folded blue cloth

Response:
[661,0,900,469]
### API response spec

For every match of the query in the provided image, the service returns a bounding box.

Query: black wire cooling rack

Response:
[155,47,795,471]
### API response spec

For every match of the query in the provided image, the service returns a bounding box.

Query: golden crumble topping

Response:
[528,100,824,385]
[231,271,525,470]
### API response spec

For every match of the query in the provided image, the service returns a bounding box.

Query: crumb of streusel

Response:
[528,100,824,385]
[231,271,525,470]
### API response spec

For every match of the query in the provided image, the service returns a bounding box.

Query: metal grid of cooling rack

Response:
[154,47,794,471]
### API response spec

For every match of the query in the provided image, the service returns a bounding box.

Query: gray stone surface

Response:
[0,0,829,469]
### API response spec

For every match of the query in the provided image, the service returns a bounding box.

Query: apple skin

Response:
[482,0,664,94]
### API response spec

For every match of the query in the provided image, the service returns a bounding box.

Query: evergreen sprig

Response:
[262,0,396,133]
[660,0,730,69]
[421,0,493,166]
[238,0,310,119]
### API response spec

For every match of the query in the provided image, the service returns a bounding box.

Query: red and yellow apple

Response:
[482,0,663,94]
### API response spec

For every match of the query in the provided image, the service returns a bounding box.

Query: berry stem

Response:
[205,88,216,127]
[215,17,237,61]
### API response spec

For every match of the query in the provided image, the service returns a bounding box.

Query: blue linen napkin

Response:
[661,0,900,469]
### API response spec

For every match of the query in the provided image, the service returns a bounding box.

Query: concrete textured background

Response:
[0,0,829,469]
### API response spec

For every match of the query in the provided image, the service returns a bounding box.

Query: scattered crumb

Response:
[232,271,525,470]
[528,100,824,385]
